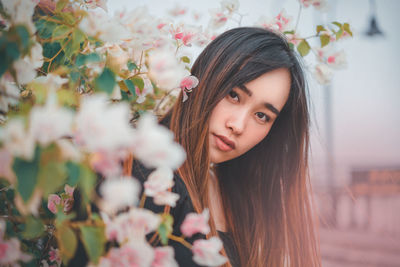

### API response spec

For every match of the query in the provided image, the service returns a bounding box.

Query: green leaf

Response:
[127,61,138,71]
[52,25,70,40]
[22,217,45,239]
[181,56,190,64]
[78,165,96,204]
[56,224,77,265]
[79,225,106,264]
[55,0,69,12]
[94,67,116,94]
[13,146,41,203]
[35,19,57,39]
[343,23,353,37]
[76,52,101,66]
[158,214,173,245]
[124,79,136,95]
[15,25,30,52]
[59,12,76,25]
[320,34,330,48]
[38,161,67,197]
[6,42,20,61]
[336,28,344,40]
[316,25,326,34]
[132,76,144,91]
[332,21,342,28]
[296,40,310,57]
[283,30,295,34]
[66,161,80,186]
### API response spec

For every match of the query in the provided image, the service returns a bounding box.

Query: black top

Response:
[132,160,240,267]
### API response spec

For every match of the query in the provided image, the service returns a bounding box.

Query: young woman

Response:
[131,27,321,267]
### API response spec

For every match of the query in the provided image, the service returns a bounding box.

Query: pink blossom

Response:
[84,0,108,12]
[151,246,178,267]
[48,247,61,266]
[64,185,74,197]
[180,75,199,102]
[192,237,227,266]
[144,168,174,196]
[168,4,187,17]
[153,190,180,207]
[98,240,154,267]
[181,209,210,237]
[0,220,32,266]
[99,177,141,215]
[89,151,124,178]
[209,9,228,29]
[255,9,293,33]
[314,63,333,84]
[221,0,239,14]
[47,194,61,214]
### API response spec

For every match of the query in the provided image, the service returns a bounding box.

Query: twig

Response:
[168,234,192,249]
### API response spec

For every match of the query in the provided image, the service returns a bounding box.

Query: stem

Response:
[153,88,177,115]
[139,193,147,208]
[46,37,72,73]
[168,234,192,249]
[295,4,303,32]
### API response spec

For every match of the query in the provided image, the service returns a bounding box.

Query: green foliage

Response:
[127,61,138,71]
[66,161,81,186]
[77,165,96,205]
[132,76,145,91]
[297,40,311,57]
[316,25,326,34]
[124,79,137,95]
[158,213,173,245]
[320,34,330,48]
[94,67,116,94]
[79,225,106,264]
[22,217,45,239]
[13,146,41,203]
[52,25,70,40]
[56,223,78,265]
[75,52,101,67]
[181,56,191,64]
[38,161,67,198]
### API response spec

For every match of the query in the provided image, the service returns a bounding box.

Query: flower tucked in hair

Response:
[180,75,199,102]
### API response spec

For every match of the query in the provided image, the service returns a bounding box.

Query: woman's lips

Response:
[214,134,235,152]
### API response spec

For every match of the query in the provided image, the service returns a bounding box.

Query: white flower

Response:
[0,118,35,160]
[148,49,187,90]
[221,0,239,14]
[106,44,129,72]
[144,168,174,196]
[0,0,38,33]
[34,73,68,90]
[98,239,154,267]
[314,63,333,84]
[152,246,178,267]
[181,209,210,237]
[153,190,180,207]
[255,9,293,33]
[102,208,161,243]
[0,220,32,266]
[208,8,229,29]
[83,0,108,12]
[74,94,134,152]
[0,73,20,117]
[131,113,186,170]
[300,0,328,11]
[79,10,130,43]
[29,92,74,146]
[192,237,227,266]
[13,59,36,85]
[99,177,141,214]
[29,42,44,69]
[56,139,82,162]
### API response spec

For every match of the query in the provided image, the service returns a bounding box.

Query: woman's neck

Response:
[208,169,227,232]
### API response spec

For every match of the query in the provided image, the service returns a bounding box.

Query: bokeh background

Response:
[109,0,400,266]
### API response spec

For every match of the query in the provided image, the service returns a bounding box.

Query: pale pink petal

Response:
[47,194,61,214]
[192,237,227,266]
[181,209,210,237]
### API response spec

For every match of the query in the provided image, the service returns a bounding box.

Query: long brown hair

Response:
[165,27,320,267]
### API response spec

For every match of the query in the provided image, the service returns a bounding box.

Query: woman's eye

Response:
[228,90,239,102]
[255,112,270,123]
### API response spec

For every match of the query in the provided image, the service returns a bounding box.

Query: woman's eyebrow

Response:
[238,84,280,115]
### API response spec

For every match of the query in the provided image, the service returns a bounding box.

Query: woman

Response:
[131,27,321,267]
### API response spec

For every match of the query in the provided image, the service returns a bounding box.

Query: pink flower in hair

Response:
[181,209,210,237]
[180,75,199,102]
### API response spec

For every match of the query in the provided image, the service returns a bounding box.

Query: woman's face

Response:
[208,68,291,164]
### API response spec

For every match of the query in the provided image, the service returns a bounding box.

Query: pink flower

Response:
[145,168,174,197]
[180,75,199,102]
[98,240,154,267]
[47,194,61,214]
[192,237,227,266]
[209,9,228,29]
[64,185,74,197]
[48,247,61,265]
[153,190,180,207]
[181,209,210,237]
[151,246,178,267]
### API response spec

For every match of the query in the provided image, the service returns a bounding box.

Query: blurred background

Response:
[109,0,400,266]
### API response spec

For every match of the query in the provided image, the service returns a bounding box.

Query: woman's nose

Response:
[226,111,246,134]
